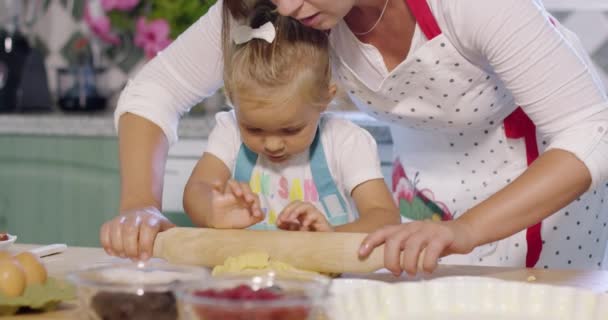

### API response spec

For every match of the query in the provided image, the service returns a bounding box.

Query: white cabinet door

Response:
[162,139,207,212]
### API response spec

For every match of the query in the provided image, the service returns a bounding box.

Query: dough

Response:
[212,252,323,279]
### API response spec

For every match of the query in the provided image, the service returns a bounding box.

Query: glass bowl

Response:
[0,234,17,250]
[175,272,331,320]
[67,261,209,320]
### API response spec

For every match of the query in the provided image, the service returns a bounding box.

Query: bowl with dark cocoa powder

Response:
[67,262,208,320]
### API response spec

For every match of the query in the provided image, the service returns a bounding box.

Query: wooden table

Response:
[6,244,608,319]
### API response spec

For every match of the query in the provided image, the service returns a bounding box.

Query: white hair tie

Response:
[232,21,276,45]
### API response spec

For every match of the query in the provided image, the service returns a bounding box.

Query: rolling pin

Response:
[153,228,426,274]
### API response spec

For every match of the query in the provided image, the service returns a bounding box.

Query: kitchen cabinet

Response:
[0,135,206,245]
[0,135,120,246]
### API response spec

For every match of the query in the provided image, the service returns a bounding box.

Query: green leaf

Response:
[108,11,134,32]
[399,197,442,221]
[0,278,76,316]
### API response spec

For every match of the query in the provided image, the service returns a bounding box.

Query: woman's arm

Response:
[461,149,590,249]
[100,2,225,259]
[359,149,591,276]
[118,113,169,212]
[335,179,401,232]
[100,113,176,260]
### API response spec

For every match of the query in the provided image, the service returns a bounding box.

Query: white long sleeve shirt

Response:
[115,0,608,188]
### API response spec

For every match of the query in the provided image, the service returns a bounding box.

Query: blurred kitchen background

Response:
[0,0,607,247]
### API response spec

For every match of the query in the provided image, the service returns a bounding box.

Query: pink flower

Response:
[134,17,172,59]
[392,159,408,191]
[393,178,416,204]
[84,3,120,45]
[102,0,140,11]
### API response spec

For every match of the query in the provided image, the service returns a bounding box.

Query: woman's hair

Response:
[222,0,332,109]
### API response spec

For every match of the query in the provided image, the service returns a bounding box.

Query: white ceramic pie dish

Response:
[327,276,608,320]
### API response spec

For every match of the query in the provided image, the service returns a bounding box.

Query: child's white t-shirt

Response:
[205,111,385,225]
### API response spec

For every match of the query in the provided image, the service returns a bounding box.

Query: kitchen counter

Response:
[5,243,608,319]
[0,112,393,144]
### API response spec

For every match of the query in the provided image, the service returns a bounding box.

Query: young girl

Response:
[182,1,399,232]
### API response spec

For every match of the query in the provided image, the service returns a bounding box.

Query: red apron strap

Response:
[403,0,547,268]
[493,13,556,268]
[404,0,442,39]
[504,107,543,268]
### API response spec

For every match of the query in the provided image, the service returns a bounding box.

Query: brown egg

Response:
[0,251,13,261]
[0,259,26,297]
[14,252,47,285]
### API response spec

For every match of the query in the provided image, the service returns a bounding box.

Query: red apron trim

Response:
[503,107,539,165]
[404,0,442,39]
[405,0,543,267]
[504,107,542,268]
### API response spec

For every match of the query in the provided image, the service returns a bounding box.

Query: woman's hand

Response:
[358,220,476,276]
[208,180,264,229]
[100,207,175,261]
[277,201,334,232]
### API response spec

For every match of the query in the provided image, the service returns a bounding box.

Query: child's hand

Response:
[277,201,334,232]
[209,180,264,229]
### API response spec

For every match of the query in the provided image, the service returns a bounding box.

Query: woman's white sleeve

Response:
[446,0,608,189]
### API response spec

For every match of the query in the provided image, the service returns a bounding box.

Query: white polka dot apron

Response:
[332,0,608,269]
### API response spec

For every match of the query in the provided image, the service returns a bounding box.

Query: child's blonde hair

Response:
[222,0,332,109]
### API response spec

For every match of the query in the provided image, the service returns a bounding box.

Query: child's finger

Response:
[276,211,292,228]
[232,182,261,217]
[250,203,264,218]
[239,182,257,203]
[278,201,299,221]
[301,212,321,229]
[277,203,301,229]
[284,203,310,225]
[211,180,224,192]
[226,180,244,197]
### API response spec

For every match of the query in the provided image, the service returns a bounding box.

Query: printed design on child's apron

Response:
[248,172,320,226]
[392,158,453,221]
[233,124,350,230]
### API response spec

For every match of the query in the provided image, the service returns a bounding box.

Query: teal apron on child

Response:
[233,126,350,230]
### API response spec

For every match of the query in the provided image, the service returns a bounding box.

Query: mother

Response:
[100,0,608,276]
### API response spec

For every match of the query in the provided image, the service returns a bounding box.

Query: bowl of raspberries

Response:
[175,272,331,320]
[0,233,16,250]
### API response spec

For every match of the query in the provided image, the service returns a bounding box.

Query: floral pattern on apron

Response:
[330,0,608,269]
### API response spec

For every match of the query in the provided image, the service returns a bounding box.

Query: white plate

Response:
[0,234,16,250]
[328,276,608,320]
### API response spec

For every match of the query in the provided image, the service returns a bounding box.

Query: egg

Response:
[0,251,13,261]
[0,259,26,297]
[14,252,47,285]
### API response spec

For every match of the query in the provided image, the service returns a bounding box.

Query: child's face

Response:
[235,97,326,163]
